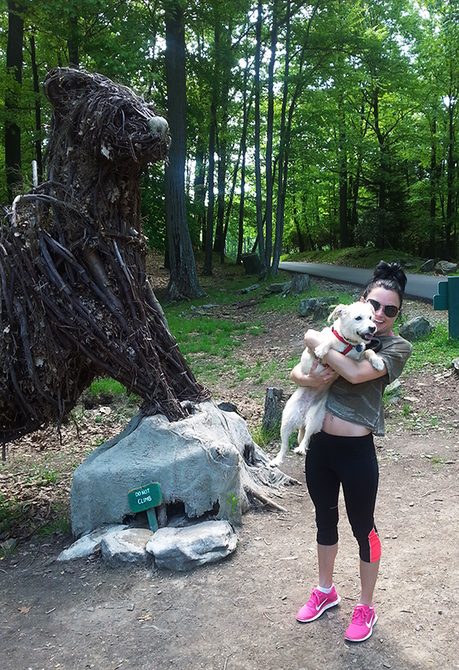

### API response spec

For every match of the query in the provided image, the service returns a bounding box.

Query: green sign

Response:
[127,482,162,532]
[433,277,459,339]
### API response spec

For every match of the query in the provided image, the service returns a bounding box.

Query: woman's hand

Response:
[290,357,339,388]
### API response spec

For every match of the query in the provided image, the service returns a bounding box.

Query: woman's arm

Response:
[290,356,339,388]
[304,330,387,385]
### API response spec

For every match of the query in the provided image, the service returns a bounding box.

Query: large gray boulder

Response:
[420,259,435,273]
[56,524,128,561]
[70,400,289,538]
[100,527,154,567]
[435,260,458,275]
[298,296,338,321]
[146,520,237,571]
[399,316,433,341]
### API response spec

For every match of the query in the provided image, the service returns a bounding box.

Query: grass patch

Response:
[167,314,253,356]
[403,323,459,373]
[281,246,427,272]
[0,494,22,536]
[36,509,71,538]
[89,377,127,396]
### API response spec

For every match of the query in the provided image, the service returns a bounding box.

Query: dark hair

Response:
[363,260,407,308]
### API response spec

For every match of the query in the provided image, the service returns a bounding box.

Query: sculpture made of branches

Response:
[0,68,210,450]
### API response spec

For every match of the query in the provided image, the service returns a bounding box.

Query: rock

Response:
[217,401,240,414]
[384,379,402,403]
[298,296,338,321]
[420,259,435,273]
[0,538,17,554]
[452,358,459,373]
[70,400,289,538]
[100,527,153,566]
[240,283,259,294]
[399,316,433,341]
[265,282,291,294]
[435,260,458,275]
[146,520,237,571]
[56,524,128,561]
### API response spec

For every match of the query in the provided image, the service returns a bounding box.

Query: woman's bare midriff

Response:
[321,411,371,437]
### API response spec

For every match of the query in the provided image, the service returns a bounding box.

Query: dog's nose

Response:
[369,325,376,334]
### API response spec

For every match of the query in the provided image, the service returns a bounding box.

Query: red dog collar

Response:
[331,327,362,355]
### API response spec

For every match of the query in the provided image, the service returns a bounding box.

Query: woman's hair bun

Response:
[373,260,407,293]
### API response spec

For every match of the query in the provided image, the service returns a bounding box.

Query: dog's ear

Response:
[328,304,347,322]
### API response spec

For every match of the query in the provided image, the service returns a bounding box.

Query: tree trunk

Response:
[301,193,315,250]
[67,0,79,67]
[237,56,252,266]
[429,116,438,257]
[214,130,228,259]
[204,100,217,276]
[338,95,349,248]
[292,194,305,252]
[272,0,291,275]
[265,0,279,269]
[5,0,24,202]
[272,0,320,274]
[193,144,206,251]
[446,77,454,261]
[164,1,204,300]
[372,86,386,248]
[29,34,43,185]
[213,22,231,261]
[254,0,268,279]
[222,147,241,264]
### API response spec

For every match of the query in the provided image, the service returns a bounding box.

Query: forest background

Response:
[2,0,459,302]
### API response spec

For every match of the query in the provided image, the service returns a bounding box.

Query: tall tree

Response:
[67,0,79,67]
[5,0,25,202]
[164,0,204,300]
[253,0,268,278]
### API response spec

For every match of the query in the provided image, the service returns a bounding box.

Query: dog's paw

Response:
[314,343,330,360]
[269,455,284,467]
[366,352,385,371]
[293,444,306,456]
[372,357,385,371]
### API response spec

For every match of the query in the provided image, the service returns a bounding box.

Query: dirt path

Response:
[1,426,458,670]
[1,272,459,670]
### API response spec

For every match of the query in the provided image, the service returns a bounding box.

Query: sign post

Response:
[127,482,163,532]
[433,277,459,339]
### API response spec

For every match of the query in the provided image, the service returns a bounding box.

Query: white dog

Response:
[270,302,384,467]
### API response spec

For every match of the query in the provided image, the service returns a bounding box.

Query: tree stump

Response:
[290,273,310,294]
[262,387,285,433]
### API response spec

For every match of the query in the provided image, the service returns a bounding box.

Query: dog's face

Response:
[329,302,377,344]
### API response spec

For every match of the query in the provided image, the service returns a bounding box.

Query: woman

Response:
[292,261,412,642]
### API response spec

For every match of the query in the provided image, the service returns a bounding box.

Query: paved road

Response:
[278,261,447,303]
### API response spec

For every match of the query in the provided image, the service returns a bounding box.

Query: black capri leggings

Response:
[305,431,381,563]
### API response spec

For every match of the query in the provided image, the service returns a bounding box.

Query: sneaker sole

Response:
[344,613,378,642]
[296,595,341,623]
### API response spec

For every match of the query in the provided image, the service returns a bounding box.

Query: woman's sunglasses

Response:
[366,299,400,318]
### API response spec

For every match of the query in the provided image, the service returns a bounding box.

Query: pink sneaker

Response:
[345,603,378,642]
[296,586,341,623]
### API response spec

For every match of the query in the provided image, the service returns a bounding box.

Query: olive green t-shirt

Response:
[325,334,412,436]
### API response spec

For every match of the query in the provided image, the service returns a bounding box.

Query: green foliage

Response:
[36,510,71,538]
[89,378,127,397]
[403,323,459,373]
[0,494,22,537]
[167,313,250,356]
[282,246,423,271]
[2,0,459,270]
